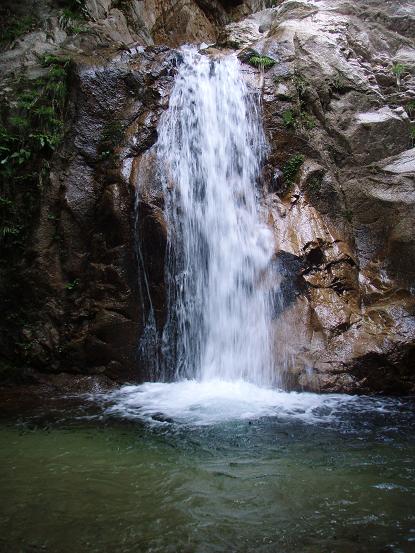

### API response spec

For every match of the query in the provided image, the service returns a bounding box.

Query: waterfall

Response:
[148,47,277,387]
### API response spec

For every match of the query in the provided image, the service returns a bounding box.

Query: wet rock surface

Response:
[1,0,414,393]
[239,0,415,393]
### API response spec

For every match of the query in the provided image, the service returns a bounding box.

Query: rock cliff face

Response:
[1,0,414,393]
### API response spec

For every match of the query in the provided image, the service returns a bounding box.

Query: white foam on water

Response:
[103,379,358,426]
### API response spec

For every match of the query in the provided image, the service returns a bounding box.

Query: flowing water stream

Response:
[158,47,274,385]
[134,46,282,417]
[1,48,414,553]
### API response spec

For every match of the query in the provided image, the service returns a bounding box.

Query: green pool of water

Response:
[0,393,414,553]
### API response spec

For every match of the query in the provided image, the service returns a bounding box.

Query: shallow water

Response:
[1,383,415,553]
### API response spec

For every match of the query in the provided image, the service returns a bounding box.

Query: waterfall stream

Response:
[157,47,276,386]
[127,47,296,423]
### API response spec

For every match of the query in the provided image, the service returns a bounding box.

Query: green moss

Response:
[247,55,276,70]
[282,154,304,184]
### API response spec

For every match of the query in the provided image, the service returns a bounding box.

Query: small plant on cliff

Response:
[281,109,316,132]
[328,73,348,94]
[410,125,415,147]
[292,72,308,98]
[307,175,323,194]
[248,55,276,70]
[98,121,124,160]
[58,7,88,34]
[300,111,316,130]
[406,100,415,117]
[392,63,406,87]
[282,154,304,184]
[342,208,353,223]
[0,13,38,47]
[282,109,296,128]
[65,278,80,291]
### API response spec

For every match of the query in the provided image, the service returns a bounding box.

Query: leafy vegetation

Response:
[392,63,406,86]
[281,108,316,131]
[0,13,38,47]
[307,175,323,194]
[406,100,415,117]
[300,111,316,129]
[58,0,88,35]
[65,278,80,291]
[278,71,317,132]
[248,55,276,70]
[292,72,308,98]
[98,121,124,160]
[342,208,353,223]
[282,109,295,128]
[392,63,406,77]
[0,55,70,248]
[282,154,304,184]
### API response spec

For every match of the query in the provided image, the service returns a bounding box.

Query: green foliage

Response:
[40,53,71,67]
[410,125,415,147]
[281,109,316,131]
[0,196,13,207]
[98,121,124,160]
[406,100,415,116]
[57,0,88,34]
[248,55,276,70]
[343,208,353,223]
[0,55,70,249]
[282,154,304,184]
[392,63,406,77]
[285,72,317,131]
[282,109,295,128]
[60,11,87,34]
[0,225,21,237]
[328,74,347,93]
[392,63,406,87]
[65,278,80,291]
[0,14,38,46]
[300,111,316,129]
[292,72,308,97]
[307,175,323,194]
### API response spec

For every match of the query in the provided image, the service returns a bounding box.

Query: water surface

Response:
[1,384,414,553]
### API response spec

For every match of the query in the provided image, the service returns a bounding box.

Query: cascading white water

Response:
[156,47,276,386]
